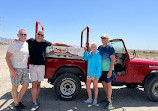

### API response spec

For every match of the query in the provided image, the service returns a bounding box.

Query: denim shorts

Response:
[99,70,116,83]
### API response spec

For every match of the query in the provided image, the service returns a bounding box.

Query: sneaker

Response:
[84,98,92,104]
[15,105,21,111]
[92,99,97,106]
[30,103,39,111]
[104,101,115,110]
[19,102,27,109]
[108,102,115,110]
[104,101,109,109]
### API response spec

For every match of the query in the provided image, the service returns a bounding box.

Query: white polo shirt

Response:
[7,40,29,68]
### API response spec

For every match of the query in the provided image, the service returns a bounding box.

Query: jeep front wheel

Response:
[54,73,81,101]
[145,76,158,102]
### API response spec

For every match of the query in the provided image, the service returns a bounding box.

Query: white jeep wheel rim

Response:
[60,79,76,96]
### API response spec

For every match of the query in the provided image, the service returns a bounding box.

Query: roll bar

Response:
[35,21,90,51]
[35,20,44,35]
[81,26,89,51]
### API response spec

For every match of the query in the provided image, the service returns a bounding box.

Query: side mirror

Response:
[133,50,136,58]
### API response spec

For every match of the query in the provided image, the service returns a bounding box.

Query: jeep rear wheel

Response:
[54,73,81,101]
[145,76,158,102]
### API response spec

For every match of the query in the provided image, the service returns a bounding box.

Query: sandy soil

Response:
[0,45,158,111]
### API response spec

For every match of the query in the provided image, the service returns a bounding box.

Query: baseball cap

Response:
[101,33,109,39]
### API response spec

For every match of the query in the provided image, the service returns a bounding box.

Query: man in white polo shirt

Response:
[6,29,29,111]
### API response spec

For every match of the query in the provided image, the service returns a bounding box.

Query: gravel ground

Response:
[0,45,158,111]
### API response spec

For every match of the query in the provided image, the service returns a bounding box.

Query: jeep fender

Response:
[51,66,86,82]
[143,70,158,85]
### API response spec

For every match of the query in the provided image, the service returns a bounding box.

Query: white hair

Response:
[90,42,97,47]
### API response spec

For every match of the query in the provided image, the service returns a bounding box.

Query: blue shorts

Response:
[99,70,116,83]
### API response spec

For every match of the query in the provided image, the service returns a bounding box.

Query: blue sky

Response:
[0,0,158,50]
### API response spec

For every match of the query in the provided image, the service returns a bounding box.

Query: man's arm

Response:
[5,52,18,79]
[52,43,71,47]
[107,54,115,78]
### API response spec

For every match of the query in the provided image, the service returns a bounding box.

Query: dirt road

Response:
[0,45,158,111]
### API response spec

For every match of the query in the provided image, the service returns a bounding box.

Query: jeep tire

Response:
[145,76,158,102]
[54,73,81,101]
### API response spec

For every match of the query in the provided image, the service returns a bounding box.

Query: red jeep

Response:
[36,21,158,102]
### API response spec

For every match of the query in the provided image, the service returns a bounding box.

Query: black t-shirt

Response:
[26,38,52,65]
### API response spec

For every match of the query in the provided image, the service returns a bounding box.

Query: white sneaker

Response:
[30,103,39,111]
[108,102,115,110]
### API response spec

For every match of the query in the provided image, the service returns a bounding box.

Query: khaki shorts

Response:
[10,68,29,86]
[29,65,45,82]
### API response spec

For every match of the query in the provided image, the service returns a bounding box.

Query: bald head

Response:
[18,29,26,34]
[17,29,27,42]
[35,30,44,42]
[38,30,44,35]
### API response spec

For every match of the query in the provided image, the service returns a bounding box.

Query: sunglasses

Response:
[38,33,44,36]
[20,34,27,36]
[101,37,106,39]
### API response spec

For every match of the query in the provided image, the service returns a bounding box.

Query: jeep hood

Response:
[130,58,158,68]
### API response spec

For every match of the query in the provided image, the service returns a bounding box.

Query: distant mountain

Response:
[0,37,11,45]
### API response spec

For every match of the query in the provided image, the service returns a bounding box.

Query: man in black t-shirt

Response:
[28,30,70,111]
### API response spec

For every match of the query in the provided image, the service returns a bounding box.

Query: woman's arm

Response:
[84,52,89,60]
